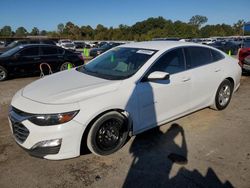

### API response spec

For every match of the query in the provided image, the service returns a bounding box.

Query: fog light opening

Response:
[31,138,62,149]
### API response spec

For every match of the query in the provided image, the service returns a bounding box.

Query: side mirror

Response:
[147,71,170,81]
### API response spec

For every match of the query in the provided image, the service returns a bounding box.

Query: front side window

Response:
[147,48,185,75]
[77,47,157,80]
[185,47,213,68]
[19,47,39,56]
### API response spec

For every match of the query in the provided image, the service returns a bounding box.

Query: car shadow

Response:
[122,124,233,188]
[122,77,233,187]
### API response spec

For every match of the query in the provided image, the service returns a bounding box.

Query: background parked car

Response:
[208,41,239,55]
[238,39,250,72]
[57,39,76,51]
[0,44,84,81]
[89,42,124,57]
[73,41,86,49]
[0,39,56,55]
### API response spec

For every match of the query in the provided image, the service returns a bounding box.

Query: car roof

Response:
[120,41,206,50]
[18,44,59,48]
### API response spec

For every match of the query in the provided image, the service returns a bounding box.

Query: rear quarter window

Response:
[211,49,225,62]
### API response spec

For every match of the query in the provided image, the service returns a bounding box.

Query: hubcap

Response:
[96,119,122,151]
[0,68,6,80]
[218,84,231,106]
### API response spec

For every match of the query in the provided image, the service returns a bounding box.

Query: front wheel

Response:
[214,79,233,110]
[87,111,129,156]
[0,66,8,81]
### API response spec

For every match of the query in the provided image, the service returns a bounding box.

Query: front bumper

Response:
[8,106,85,160]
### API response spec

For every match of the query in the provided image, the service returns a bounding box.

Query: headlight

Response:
[28,110,79,126]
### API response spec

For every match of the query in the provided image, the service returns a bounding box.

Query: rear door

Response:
[13,46,40,75]
[184,46,224,109]
[40,46,63,72]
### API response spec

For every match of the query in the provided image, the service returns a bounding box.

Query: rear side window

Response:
[211,49,224,61]
[41,46,58,55]
[19,47,39,56]
[185,47,213,68]
[148,48,185,75]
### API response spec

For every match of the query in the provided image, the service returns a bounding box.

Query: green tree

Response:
[189,15,208,28]
[64,22,81,39]
[30,27,39,35]
[40,30,47,36]
[233,19,245,35]
[57,23,64,34]
[80,25,94,39]
[1,26,12,36]
[15,27,27,37]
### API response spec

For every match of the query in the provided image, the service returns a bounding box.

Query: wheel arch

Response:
[225,77,235,90]
[80,108,132,154]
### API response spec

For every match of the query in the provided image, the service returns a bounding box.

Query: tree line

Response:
[0,15,247,41]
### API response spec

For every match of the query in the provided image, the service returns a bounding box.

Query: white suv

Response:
[57,39,76,50]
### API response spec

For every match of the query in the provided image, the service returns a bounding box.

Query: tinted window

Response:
[57,48,64,54]
[149,48,185,74]
[185,47,213,68]
[41,47,58,55]
[19,47,39,56]
[211,49,224,61]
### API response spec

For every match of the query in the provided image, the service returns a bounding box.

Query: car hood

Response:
[22,69,122,104]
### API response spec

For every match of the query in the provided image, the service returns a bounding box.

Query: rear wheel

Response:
[60,62,75,71]
[87,111,129,156]
[0,66,8,81]
[214,79,233,110]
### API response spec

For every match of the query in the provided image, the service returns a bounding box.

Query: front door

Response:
[134,48,191,133]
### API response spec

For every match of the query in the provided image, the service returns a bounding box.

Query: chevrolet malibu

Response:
[9,41,241,160]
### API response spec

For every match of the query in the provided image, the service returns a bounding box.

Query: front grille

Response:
[9,106,30,143]
[11,121,30,143]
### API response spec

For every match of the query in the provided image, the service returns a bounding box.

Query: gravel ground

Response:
[0,75,250,188]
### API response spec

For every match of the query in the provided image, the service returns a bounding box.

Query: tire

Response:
[214,79,233,110]
[60,62,75,71]
[87,111,129,156]
[0,66,8,81]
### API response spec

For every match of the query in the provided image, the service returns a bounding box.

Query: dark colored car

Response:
[0,39,56,55]
[238,39,250,72]
[208,41,239,55]
[0,44,84,81]
[89,42,123,57]
[73,41,86,49]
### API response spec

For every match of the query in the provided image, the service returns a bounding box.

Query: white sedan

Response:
[9,41,241,160]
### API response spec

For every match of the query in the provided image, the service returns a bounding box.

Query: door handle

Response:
[214,68,221,72]
[33,57,41,60]
[182,77,191,82]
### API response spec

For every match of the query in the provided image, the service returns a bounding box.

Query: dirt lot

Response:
[0,75,250,188]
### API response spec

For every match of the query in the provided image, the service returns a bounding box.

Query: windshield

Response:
[0,46,23,57]
[7,41,18,48]
[77,47,157,80]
